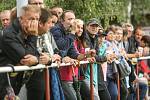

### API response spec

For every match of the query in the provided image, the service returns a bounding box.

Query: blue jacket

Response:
[50,23,79,59]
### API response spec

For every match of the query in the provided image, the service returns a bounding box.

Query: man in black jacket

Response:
[80,18,110,100]
[0,5,40,99]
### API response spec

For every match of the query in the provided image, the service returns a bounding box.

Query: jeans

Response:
[61,81,77,100]
[80,79,100,100]
[127,82,148,100]
[107,77,118,100]
[98,87,111,100]
[139,83,148,100]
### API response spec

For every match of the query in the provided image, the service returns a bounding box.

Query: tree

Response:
[131,0,150,26]
[0,0,16,11]
[0,0,150,27]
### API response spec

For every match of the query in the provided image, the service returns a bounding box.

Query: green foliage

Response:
[0,0,150,27]
[131,0,150,26]
[0,0,16,12]
[55,0,129,28]
[44,0,129,28]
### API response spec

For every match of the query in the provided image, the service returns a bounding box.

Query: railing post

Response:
[136,64,139,100]
[117,74,120,100]
[90,63,94,100]
[45,66,50,100]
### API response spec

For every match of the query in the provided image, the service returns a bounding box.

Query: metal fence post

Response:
[45,66,50,100]
[117,74,120,100]
[90,63,94,100]
[136,64,139,100]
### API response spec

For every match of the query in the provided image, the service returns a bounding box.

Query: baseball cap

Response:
[87,18,101,27]
[98,32,107,37]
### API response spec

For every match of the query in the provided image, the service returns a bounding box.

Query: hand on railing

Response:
[20,54,38,66]
[51,54,61,63]
[39,53,51,65]
[39,53,61,66]
[119,49,128,60]
[1,56,150,73]
[87,57,96,63]
[85,49,96,58]
[62,56,79,66]
[106,53,117,63]
[51,54,61,68]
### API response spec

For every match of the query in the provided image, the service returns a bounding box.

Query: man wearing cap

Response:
[80,18,110,100]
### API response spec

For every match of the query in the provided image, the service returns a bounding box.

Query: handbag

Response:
[112,61,119,79]
[116,58,131,79]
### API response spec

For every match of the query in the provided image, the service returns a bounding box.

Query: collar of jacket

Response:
[84,31,98,49]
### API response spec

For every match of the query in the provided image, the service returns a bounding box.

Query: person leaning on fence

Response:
[59,18,97,100]
[36,8,65,100]
[79,18,105,100]
[97,31,111,100]
[122,23,138,99]
[0,5,40,99]
[113,26,130,100]
[105,25,131,100]
[136,35,150,100]
[104,26,119,100]
[50,10,76,51]
[129,27,148,100]
[57,19,85,100]
[29,1,65,100]
[50,10,94,100]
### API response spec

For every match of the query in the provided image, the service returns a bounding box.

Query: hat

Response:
[101,32,107,36]
[98,32,107,37]
[87,18,101,27]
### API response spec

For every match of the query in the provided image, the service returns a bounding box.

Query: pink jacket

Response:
[59,39,85,81]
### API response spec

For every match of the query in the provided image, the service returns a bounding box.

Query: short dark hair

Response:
[141,35,150,47]
[133,26,142,35]
[39,8,52,24]
[60,10,74,21]
[49,9,58,18]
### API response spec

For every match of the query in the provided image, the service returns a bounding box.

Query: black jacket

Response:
[84,31,107,62]
[0,19,39,66]
[84,31,107,90]
[127,36,138,54]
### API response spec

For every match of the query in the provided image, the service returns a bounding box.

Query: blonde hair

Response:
[10,7,17,22]
[122,23,134,31]
[19,5,41,17]
[74,19,84,26]
[115,26,123,32]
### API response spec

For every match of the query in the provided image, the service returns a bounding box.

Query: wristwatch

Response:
[47,56,52,65]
